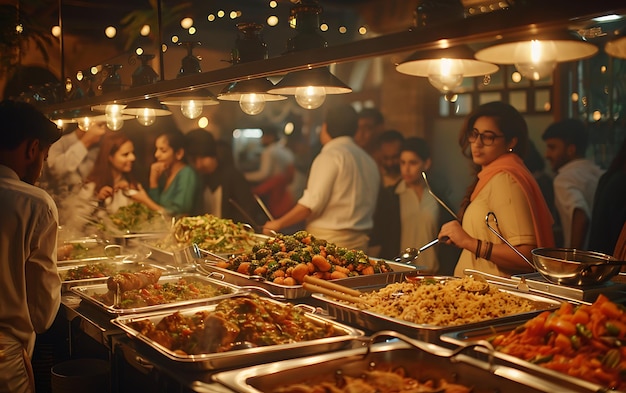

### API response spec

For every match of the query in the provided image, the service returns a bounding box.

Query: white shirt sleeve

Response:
[26,199,61,334]
[47,133,89,177]
[298,150,340,216]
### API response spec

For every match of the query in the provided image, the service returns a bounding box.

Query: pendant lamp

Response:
[396,45,498,92]
[160,42,220,119]
[217,23,286,115]
[267,0,351,110]
[475,30,598,81]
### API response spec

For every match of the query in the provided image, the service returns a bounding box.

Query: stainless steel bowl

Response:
[531,248,621,286]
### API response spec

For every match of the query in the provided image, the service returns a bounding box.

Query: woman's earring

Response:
[508,148,513,152]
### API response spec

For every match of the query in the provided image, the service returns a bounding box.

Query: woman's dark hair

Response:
[158,128,187,163]
[458,101,529,216]
[85,131,136,193]
[458,101,529,159]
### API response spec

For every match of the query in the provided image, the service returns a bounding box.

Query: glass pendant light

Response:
[218,77,286,115]
[160,42,219,119]
[268,66,350,109]
[396,46,498,93]
[122,97,171,127]
[267,0,351,109]
[217,23,286,115]
[475,30,598,81]
[121,54,171,126]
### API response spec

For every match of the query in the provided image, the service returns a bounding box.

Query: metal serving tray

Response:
[142,234,269,266]
[196,259,421,299]
[110,232,167,247]
[209,330,581,393]
[70,273,241,315]
[314,276,563,344]
[111,295,364,370]
[58,259,173,292]
[441,321,625,393]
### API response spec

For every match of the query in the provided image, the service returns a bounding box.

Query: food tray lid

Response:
[70,273,242,315]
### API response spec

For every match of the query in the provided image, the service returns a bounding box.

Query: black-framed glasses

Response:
[467,130,505,146]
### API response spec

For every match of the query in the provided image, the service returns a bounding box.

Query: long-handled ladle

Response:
[422,171,459,221]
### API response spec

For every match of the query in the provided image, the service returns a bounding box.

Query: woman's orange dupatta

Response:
[471,153,555,248]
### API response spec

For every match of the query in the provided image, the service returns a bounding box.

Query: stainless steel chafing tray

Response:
[57,239,118,266]
[196,259,421,299]
[111,295,364,370]
[441,322,622,393]
[209,330,581,393]
[58,259,172,292]
[142,233,269,266]
[313,275,563,344]
[70,273,241,315]
[110,232,167,247]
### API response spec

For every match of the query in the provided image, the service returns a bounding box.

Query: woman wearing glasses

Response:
[438,101,555,277]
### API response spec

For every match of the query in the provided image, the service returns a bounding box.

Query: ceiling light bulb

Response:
[105,104,125,117]
[136,108,156,126]
[295,86,326,109]
[239,93,266,115]
[426,58,464,92]
[105,113,124,131]
[180,100,203,119]
[427,73,464,92]
[77,117,92,131]
[513,40,557,80]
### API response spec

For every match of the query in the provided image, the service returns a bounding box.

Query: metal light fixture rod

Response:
[44,0,626,113]
[157,0,164,81]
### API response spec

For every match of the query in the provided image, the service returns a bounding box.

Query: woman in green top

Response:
[130,129,199,217]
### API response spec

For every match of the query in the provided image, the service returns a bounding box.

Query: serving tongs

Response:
[485,211,537,271]
[463,268,530,293]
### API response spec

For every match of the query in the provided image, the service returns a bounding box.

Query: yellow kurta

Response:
[454,172,536,277]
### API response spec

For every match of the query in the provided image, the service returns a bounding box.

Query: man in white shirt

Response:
[0,100,62,393]
[45,122,106,223]
[263,104,380,251]
[543,119,604,249]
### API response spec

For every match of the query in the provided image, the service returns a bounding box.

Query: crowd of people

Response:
[31,99,626,272]
[1,98,625,392]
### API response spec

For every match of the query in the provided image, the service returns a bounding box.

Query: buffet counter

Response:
[52,227,626,393]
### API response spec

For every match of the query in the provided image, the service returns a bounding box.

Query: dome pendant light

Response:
[123,54,172,126]
[267,0,351,109]
[396,45,498,93]
[160,42,219,119]
[217,23,286,115]
[475,30,598,81]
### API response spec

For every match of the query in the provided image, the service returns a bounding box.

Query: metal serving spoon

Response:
[395,237,447,265]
